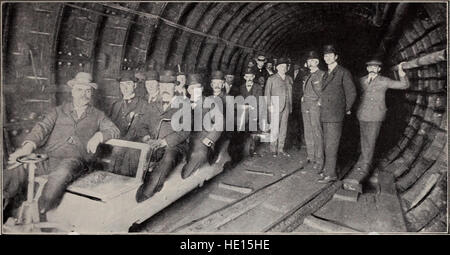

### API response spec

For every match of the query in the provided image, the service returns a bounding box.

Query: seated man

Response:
[4,72,120,215]
[108,70,148,176]
[181,72,224,179]
[144,70,160,103]
[135,70,190,202]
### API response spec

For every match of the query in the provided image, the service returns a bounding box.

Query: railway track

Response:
[136,146,371,233]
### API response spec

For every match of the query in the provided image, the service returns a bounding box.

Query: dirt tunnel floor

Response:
[130,142,407,233]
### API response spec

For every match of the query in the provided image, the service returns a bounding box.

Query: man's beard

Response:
[161,92,172,102]
[74,96,90,106]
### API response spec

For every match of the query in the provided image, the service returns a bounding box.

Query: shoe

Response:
[279,151,290,157]
[272,152,277,158]
[135,184,154,203]
[318,175,337,183]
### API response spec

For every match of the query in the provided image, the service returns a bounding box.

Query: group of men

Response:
[290,45,408,185]
[3,43,409,220]
[4,59,286,218]
[245,44,408,186]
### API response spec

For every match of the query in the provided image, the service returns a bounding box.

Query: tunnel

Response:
[1,2,447,233]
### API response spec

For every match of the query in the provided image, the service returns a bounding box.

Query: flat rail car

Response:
[45,139,231,233]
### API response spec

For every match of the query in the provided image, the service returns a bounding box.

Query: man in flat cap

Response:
[144,70,160,103]
[265,57,293,157]
[318,45,356,183]
[4,72,120,215]
[343,59,408,191]
[182,73,224,179]
[108,70,149,176]
[301,51,325,172]
[135,70,190,202]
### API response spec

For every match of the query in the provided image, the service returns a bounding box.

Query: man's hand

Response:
[202,137,213,147]
[142,135,151,143]
[87,132,103,154]
[8,142,34,165]
[346,110,351,115]
[398,62,406,77]
[157,139,168,149]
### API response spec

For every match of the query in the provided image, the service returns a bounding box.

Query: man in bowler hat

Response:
[302,51,325,172]
[182,73,224,178]
[265,57,293,157]
[318,45,356,183]
[135,70,190,202]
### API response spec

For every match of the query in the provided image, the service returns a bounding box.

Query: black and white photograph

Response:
[1,1,448,237]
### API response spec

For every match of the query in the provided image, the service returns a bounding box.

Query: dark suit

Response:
[254,67,270,89]
[320,65,356,178]
[289,68,308,148]
[239,82,264,155]
[182,93,225,178]
[108,96,148,176]
[4,103,119,212]
[136,98,190,198]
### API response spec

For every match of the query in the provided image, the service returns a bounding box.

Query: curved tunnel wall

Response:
[1,2,447,232]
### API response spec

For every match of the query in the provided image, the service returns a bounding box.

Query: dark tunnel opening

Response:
[1,2,447,233]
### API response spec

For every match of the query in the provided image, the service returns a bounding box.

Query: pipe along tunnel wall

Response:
[1,2,447,232]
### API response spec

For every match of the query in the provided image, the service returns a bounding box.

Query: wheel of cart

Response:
[3,153,72,233]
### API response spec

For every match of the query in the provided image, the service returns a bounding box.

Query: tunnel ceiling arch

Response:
[1,1,448,232]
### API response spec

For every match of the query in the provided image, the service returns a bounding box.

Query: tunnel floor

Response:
[133,144,406,233]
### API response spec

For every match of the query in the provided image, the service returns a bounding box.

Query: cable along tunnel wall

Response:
[1,2,447,232]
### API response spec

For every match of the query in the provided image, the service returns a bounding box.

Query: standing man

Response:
[224,70,239,96]
[289,62,309,149]
[265,59,275,76]
[265,58,293,157]
[240,67,264,155]
[135,70,190,202]
[254,55,270,85]
[4,72,119,214]
[318,45,356,183]
[301,51,325,172]
[343,59,408,191]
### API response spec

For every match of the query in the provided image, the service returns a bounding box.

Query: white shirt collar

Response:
[123,93,136,101]
[328,62,337,72]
